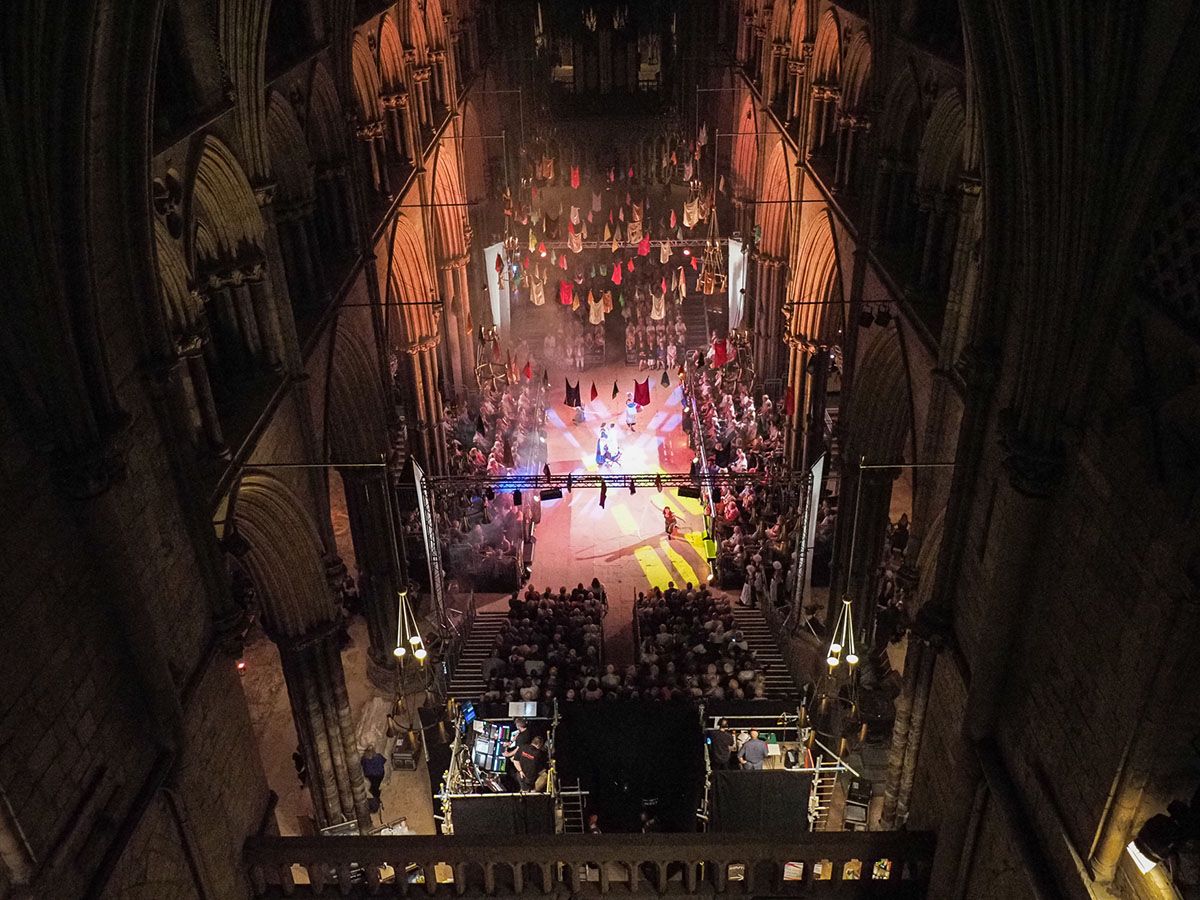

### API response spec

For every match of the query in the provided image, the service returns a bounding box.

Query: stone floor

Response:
[239,617,438,836]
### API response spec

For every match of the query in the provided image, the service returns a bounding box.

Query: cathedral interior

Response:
[2,1,1200,898]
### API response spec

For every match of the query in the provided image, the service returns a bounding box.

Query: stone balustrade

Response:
[244,830,934,897]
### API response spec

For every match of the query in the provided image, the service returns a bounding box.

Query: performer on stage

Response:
[595,424,621,467]
[625,392,641,431]
[596,424,609,466]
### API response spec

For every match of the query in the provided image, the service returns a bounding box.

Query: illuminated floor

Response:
[531,362,711,667]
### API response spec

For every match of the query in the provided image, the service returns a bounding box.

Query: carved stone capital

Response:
[999,408,1066,498]
[787,59,805,75]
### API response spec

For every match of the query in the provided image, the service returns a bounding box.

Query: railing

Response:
[244,831,935,897]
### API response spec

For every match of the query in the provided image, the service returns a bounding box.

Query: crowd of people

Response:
[626,314,686,370]
[433,379,548,589]
[479,582,608,703]
[634,584,772,700]
[682,360,785,476]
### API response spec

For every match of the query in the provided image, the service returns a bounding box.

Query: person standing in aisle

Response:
[625,392,641,431]
[738,729,769,770]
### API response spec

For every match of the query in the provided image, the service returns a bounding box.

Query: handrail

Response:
[245,829,935,896]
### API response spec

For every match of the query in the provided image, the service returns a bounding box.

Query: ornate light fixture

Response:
[825,595,858,670]
[393,588,427,663]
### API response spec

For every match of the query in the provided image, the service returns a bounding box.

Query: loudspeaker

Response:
[678,485,702,500]
[540,489,563,501]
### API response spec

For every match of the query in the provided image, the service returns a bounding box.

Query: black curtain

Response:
[555,701,705,832]
[711,770,811,833]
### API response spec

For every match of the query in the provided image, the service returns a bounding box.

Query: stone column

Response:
[178,333,227,456]
[278,622,373,831]
[787,59,805,121]
[340,469,401,688]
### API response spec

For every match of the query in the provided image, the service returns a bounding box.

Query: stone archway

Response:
[224,473,372,831]
[833,326,914,625]
[430,141,474,396]
[753,140,796,382]
[326,317,404,686]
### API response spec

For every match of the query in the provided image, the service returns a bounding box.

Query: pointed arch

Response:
[789,0,813,47]
[351,32,383,122]
[267,91,316,208]
[328,318,391,465]
[918,89,967,195]
[848,327,913,465]
[228,474,340,639]
[186,134,266,271]
[378,14,406,91]
[386,215,438,350]
[430,144,468,261]
[792,211,843,341]
[399,0,429,59]
[459,99,488,203]
[770,0,792,44]
[758,141,794,257]
[217,0,271,179]
[811,10,841,85]
[306,63,347,165]
[424,0,449,50]
[841,32,872,112]
[732,91,760,197]
[154,219,201,336]
[877,67,923,161]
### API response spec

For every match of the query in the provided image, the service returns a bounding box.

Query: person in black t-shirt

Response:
[708,719,735,769]
[514,735,549,792]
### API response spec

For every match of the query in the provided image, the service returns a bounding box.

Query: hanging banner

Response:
[727,238,748,331]
[484,240,511,341]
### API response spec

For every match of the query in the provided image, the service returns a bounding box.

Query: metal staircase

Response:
[808,756,843,830]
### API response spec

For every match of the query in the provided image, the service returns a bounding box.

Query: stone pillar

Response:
[278,623,373,831]
[179,333,227,456]
[787,59,805,121]
[356,121,389,196]
[340,469,401,687]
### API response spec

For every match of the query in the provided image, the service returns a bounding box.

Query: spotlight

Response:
[629,480,636,495]
[236,659,246,673]
[484,486,495,501]
[683,247,691,255]
[679,485,702,499]
[1128,813,1183,873]
[858,308,874,329]
[540,488,563,501]
[414,646,428,661]
[513,490,522,506]
[875,307,893,327]
[394,645,407,658]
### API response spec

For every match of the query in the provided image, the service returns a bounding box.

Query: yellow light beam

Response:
[661,539,700,586]
[634,546,674,591]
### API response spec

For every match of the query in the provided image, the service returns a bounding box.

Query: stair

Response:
[730,605,800,700]
[809,758,842,830]
[679,294,710,351]
[446,611,508,701]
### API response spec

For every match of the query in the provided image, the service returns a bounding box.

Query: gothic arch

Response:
[227,474,339,639]
[841,32,872,112]
[792,211,843,341]
[430,144,469,261]
[811,10,841,85]
[769,0,791,44]
[386,215,439,349]
[154,218,201,337]
[351,33,384,123]
[185,134,266,272]
[849,327,913,466]
[918,90,966,195]
[875,68,924,254]
[305,63,347,165]
[378,14,406,91]
[877,66,923,163]
[758,140,794,257]
[216,0,271,179]
[327,319,391,466]
[459,99,488,202]
[267,92,316,208]
[399,0,429,59]
[424,0,449,50]
[789,0,814,46]
[731,91,759,198]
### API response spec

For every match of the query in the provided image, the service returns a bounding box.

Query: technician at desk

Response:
[513,736,549,792]
[738,729,769,770]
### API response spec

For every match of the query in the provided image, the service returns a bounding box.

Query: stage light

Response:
[236,659,246,673]
[394,645,407,657]
[414,647,428,661]
[683,247,691,255]
[484,486,494,501]
[826,655,839,667]
[875,307,893,327]
[858,308,874,328]
[846,653,859,666]
[830,642,841,654]
[409,634,421,646]
[1128,813,1184,873]
[513,490,522,506]
[540,488,563,501]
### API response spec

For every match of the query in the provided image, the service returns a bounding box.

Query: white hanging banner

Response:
[484,240,511,342]
[727,237,747,330]
[413,460,446,628]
